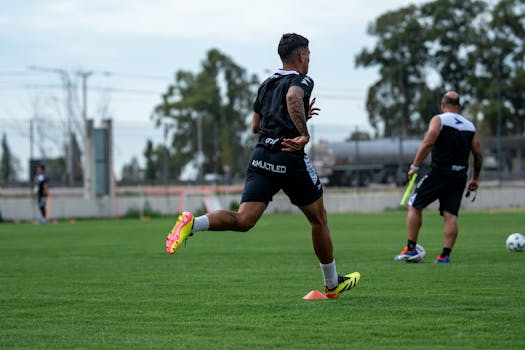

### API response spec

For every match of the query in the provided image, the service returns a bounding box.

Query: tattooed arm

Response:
[282,85,310,152]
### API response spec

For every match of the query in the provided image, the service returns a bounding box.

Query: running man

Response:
[166,33,360,298]
[395,91,483,263]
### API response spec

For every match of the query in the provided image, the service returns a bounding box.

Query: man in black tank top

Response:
[34,164,49,224]
[165,33,360,298]
[395,91,483,264]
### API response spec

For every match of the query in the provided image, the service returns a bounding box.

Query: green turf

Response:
[0,210,524,349]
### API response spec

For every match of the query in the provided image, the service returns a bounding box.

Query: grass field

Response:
[1,210,524,349]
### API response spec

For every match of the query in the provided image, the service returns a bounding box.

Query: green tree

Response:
[142,139,172,183]
[0,133,19,183]
[473,0,525,135]
[356,0,494,137]
[345,129,371,142]
[121,156,143,182]
[153,49,259,181]
[421,0,487,97]
[144,140,158,182]
[355,5,432,137]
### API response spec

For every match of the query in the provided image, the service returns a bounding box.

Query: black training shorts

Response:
[408,168,467,216]
[241,146,323,206]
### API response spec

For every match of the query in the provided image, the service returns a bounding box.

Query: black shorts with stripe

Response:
[241,146,323,206]
[408,168,467,216]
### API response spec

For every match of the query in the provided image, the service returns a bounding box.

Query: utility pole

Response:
[397,47,405,186]
[78,71,94,199]
[29,119,34,162]
[163,119,169,187]
[496,58,503,187]
[65,76,74,187]
[196,116,204,182]
[78,71,93,121]
[76,70,111,198]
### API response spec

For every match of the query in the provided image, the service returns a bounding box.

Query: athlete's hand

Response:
[407,168,417,181]
[467,179,479,192]
[307,97,320,121]
[282,135,310,152]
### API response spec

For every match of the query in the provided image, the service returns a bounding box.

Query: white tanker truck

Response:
[311,135,525,187]
[310,138,429,187]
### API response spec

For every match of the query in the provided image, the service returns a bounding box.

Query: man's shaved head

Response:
[442,91,460,107]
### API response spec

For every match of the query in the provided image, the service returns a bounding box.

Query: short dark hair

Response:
[443,94,460,107]
[277,33,309,62]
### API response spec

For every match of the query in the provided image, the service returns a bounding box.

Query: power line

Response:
[1,68,365,101]
[2,84,362,101]
[316,93,363,101]
[1,67,169,78]
[0,84,161,95]
[0,70,41,76]
[107,71,171,81]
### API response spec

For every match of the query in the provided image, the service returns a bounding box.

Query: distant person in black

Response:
[395,91,483,263]
[34,164,49,224]
[165,33,360,298]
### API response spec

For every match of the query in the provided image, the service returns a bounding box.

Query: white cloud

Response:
[1,0,428,179]
[3,0,423,41]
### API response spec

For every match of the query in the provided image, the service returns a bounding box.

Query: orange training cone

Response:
[303,290,328,300]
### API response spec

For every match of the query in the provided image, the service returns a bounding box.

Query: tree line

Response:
[122,49,259,183]
[0,133,20,184]
[356,0,524,138]
[123,0,522,183]
[2,0,522,185]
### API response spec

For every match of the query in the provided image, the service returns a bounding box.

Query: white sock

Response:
[192,215,209,233]
[320,260,338,290]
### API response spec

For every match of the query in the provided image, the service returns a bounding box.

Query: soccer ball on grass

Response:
[506,233,525,252]
[410,244,426,263]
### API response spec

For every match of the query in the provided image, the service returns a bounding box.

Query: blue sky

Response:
[0,0,425,180]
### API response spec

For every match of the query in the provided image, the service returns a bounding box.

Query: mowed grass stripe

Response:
[0,211,523,349]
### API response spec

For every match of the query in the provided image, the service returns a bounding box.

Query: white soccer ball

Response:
[411,244,426,263]
[506,233,525,252]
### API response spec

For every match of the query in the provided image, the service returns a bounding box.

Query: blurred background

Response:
[1,0,523,220]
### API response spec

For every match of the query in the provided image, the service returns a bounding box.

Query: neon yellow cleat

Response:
[166,211,194,254]
[324,272,360,298]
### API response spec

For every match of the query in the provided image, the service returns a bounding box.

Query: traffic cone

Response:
[303,290,328,300]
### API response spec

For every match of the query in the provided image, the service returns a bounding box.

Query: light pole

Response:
[163,119,169,187]
[77,71,94,198]
[77,71,93,122]
[397,54,405,186]
[76,70,111,121]
[76,70,111,198]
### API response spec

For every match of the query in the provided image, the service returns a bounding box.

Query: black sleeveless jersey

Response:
[431,112,476,173]
[36,173,48,198]
[253,69,313,147]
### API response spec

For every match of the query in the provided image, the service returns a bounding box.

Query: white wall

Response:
[1,187,524,222]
